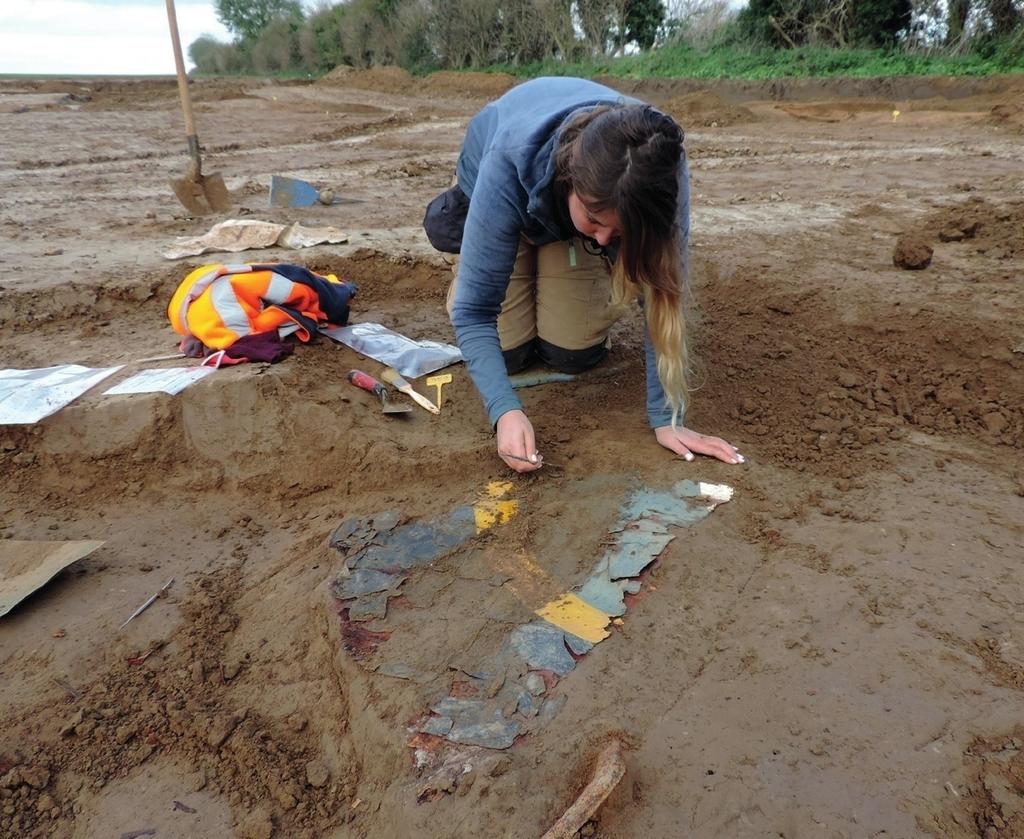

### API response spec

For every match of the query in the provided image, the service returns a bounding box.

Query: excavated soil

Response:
[0,71,1022,839]
[664,91,756,127]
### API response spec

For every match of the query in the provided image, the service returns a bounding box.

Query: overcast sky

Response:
[0,0,234,75]
[2,0,750,77]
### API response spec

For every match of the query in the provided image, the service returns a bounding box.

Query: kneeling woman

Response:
[427,76,742,473]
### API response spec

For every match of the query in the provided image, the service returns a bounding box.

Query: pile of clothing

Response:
[167,263,357,364]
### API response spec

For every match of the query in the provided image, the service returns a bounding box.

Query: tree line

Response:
[188,0,1024,75]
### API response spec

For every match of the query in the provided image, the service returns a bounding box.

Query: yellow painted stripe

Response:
[474,499,518,533]
[484,480,514,498]
[474,480,518,534]
[535,592,610,644]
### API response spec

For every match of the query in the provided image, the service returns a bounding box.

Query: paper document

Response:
[104,367,215,396]
[0,364,124,424]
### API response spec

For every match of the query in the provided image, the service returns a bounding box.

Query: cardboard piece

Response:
[0,540,105,617]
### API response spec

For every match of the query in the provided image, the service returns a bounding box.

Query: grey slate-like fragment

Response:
[431,696,489,718]
[348,590,398,622]
[538,694,567,723]
[420,715,454,736]
[353,507,477,573]
[620,489,685,523]
[329,517,360,545]
[448,716,520,749]
[337,568,401,599]
[517,689,541,717]
[525,673,546,696]
[563,631,594,656]
[576,574,631,617]
[607,528,674,580]
[372,510,402,533]
[510,621,577,675]
[427,693,522,749]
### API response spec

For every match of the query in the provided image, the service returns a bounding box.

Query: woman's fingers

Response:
[688,434,745,465]
[654,425,694,461]
[496,410,542,473]
[654,425,745,465]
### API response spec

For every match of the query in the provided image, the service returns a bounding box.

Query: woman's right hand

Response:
[496,409,542,473]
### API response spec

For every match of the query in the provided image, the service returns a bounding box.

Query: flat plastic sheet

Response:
[104,367,214,396]
[323,322,462,379]
[0,364,124,425]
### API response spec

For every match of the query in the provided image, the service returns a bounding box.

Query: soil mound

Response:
[318,66,415,94]
[990,102,1024,132]
[420,71,517,100]
[663,91,755,128]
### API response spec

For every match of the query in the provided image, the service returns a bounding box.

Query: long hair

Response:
[555,104,690,428]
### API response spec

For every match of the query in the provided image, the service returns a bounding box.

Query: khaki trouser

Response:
[447,236,620,353]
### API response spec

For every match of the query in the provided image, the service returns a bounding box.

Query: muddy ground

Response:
[0,68,1022,839]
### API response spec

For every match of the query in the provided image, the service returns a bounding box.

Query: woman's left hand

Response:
[654,425,745,465]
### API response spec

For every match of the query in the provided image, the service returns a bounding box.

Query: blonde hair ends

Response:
[610,239,689,428]
[557,104,691,427]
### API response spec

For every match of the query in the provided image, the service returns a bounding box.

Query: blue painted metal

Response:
[270,175,321,208]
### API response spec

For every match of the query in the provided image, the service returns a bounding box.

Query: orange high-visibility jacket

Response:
[168,263,355,350]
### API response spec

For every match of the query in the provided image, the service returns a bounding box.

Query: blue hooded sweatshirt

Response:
[449,76,690,429]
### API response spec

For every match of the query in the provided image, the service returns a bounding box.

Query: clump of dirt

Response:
[319,66,415,94]
[990,102,1024,132]
[664,91,755,128]
[0,568,358,839]
[892,235,933,269]
[420,71,516,100]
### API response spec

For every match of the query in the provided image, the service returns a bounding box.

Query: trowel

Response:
[347,370,410,415]
[270,175,366,208]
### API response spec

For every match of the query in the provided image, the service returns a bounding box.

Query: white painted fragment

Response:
[698,483,734,503]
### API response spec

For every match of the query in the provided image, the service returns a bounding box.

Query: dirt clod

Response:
[305,760,329,789]
[893,235,933,269]
[239,806,274,839]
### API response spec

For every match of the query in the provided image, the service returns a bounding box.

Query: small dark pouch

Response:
[423,183,470,254]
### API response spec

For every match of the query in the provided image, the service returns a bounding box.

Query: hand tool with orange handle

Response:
[347,370,411,415]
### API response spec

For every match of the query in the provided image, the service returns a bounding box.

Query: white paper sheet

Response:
[103,367,215,396]
[323,322,462,379]
[0,364,124,424]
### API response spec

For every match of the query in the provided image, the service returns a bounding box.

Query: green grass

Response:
[495,41,1024,81]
